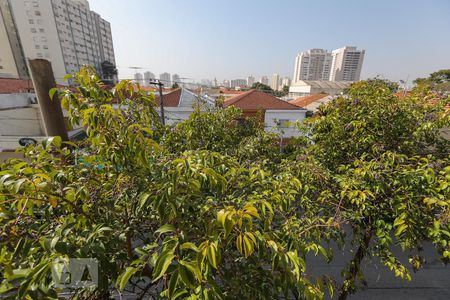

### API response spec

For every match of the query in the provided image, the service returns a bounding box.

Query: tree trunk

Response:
[338,228,372,300]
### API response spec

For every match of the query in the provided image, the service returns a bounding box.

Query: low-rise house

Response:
[289,80,352,98]
[224,89,306,138]
[290,93,334,113]
[154,87,215,125]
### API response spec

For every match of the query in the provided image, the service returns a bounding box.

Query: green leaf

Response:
[139,192,151,210]
[46,136,62,148]
[178,265,197,289]
[117,267,138,290]
[179,260,201,282]
[172,289,188,299]
[155,224,176,235]
[49,88,58,100]
[180,242,199,252]
[243,233,254,258]
[14,178,27,193]
[207,243,218,269]
[168,269,179,298]
[395,223,408,236]
[393,217,405,227]
[153,253,176,282]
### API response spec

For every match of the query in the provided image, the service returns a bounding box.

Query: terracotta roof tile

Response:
[224,89,301,110]
[290,94,328,108]
[154,88,182,107]
[394,91,412,98]
[0,78,34,94]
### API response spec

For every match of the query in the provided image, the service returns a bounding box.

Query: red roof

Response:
[290,94,328,107]
[154,88,182,107]
[0,77,69,94]
[0,78,34,94]
[394,91,412,98]
[224,89,300,110]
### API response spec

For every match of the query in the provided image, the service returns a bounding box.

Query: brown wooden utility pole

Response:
[150,79,165,125]
[28,59,68,141]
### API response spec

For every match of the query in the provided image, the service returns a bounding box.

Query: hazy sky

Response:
[89,0,450,84]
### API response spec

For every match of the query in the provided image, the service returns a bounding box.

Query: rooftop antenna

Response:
[401,74,409,96]
[129,66,144,84]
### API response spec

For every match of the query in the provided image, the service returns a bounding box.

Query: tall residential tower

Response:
[293,46,365,83]
[293,48,332,82]
[0,0,28,78]
[0,0,116,83]
[271,73,280,91]
[329,46,365,82]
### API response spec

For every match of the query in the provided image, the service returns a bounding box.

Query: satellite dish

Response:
[19,137,37,146]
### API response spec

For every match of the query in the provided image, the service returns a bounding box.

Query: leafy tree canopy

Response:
[250,82,272,91]
[0,68,449,299]
[414,69,450,93]
[250,82,288,97]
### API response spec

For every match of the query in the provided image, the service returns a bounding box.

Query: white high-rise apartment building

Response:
[172,73,180,85]
[281,76,291,88]
[159,72,171,86]
[1,0,115,83]
[271,73,280,91]
[293,48,332,82]
[330,46,365,82]
[260,76,269,85]
[143,71,155,85]
[0,0,28,78]
[230,79,246,88]
[247,75,255,87]
[133,72,143,85]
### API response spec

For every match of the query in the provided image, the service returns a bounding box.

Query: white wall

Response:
[0,93,36,109]
[264,109,306,138]
[10,0,68,84]
[0,105,45,136]
[0,11,19,78]
[289,85,312,98]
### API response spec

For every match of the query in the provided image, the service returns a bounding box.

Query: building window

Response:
[35,11,41,16]
[39,28,44,33]
[31,28,37,33]
[28,19,34,24]
[277,119,290,128]
[35,45,40,49]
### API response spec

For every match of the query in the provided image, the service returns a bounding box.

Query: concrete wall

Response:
[307,235,450,299]
[0,105,45,136]
[0,93,35,109]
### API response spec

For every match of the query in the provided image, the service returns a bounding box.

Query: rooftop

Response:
[224,89,302,110]
[290,94,329,107]
[291,80,353,89]
[154,88,215,108]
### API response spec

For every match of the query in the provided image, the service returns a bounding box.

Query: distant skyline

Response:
[90,0,450,84]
